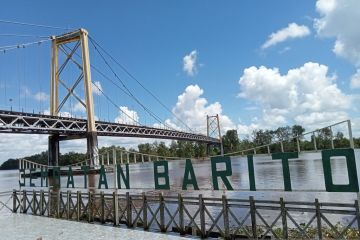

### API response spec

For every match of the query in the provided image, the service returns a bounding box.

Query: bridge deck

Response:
[0,110,219,143]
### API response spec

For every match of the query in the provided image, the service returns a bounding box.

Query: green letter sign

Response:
[272,152,298,191]
[153,161,170,189]
[182,159,199,190]
[322,148,359,192]
[211,156,233,190]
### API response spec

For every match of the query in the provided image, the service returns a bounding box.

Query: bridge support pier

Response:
[48,134,59,166]
[87,132,99,166]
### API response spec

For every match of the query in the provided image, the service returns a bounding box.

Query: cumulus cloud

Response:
[315,0,360,87]
[238,62,352,130]
[72,101,86,113]
[92,81,103,95]
[350,69,360,89]
[262,23,311,49]
[165,85,235,135]
[183,50,198,76]
[115,106,139,125]
[34,92,49,101]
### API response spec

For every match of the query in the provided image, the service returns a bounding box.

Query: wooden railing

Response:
[12,190,360,239]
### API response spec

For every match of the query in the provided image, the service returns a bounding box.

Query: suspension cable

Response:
[0,19,72,30]
[0,33,49,38]
[62,44,160,126]
[88,36,194,132]
[0,39,51,53]
[88,39,175,130]
[91,80,141,125]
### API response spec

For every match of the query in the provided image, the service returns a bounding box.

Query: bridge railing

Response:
[18,119,355,170]
[12,189,360,239]
[18,147,201,171]
[218,119,354,157]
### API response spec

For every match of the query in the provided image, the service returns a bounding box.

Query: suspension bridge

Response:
[0,28,222,167]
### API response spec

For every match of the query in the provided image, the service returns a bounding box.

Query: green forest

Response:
[1,124,359,170]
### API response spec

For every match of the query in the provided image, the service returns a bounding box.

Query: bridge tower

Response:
[207,114,224,155]
[49,29,98,166]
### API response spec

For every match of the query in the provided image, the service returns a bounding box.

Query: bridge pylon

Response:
[206,114,224,155]
[49,28,98,166]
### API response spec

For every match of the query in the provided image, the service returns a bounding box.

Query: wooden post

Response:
[178,193,185,235]
[22,190,27,213]
[100,191,105,223]
[126,192,132,227]
[355,200,360,232]
[199,194,206,238]
[159,193,166,232]
[12,190,17,213]
[77,191,81,221]
[267,145,270,155]
[48,189,52,217]
[222,195,230,239]
[32,190,36,215]
[57,191,61,218]
[88,191,93,222]
[142,192,148,230]
[249,196,257,239]
[113,191,119,226]
[280,197,288,239]
[315,199,322,239]
[66,191,71,219]
[40,190,44,216]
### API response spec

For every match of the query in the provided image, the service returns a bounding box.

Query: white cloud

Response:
[238,62,352,130]
[350,69,360,89]
[183,50,198,76]
[165,85,235,135]
[262,23,311,49]
[73,101,86,113]
[34,92,49,101]
[92,81,103,95]
[115,106,139,125]
[315,0,360,67]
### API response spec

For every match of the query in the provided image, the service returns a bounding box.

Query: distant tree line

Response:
[1,124,359,170]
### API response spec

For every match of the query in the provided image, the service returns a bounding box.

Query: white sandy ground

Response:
[0,211,189,240]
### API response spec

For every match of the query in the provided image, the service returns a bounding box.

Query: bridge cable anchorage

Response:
[61,44,170,129]
[0,19,73,30]
[88,36,194,133]
[88,39,176,131]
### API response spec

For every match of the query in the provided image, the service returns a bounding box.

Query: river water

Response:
[1,150,359,239]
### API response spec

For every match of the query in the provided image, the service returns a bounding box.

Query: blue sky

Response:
[0,0,359,162]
